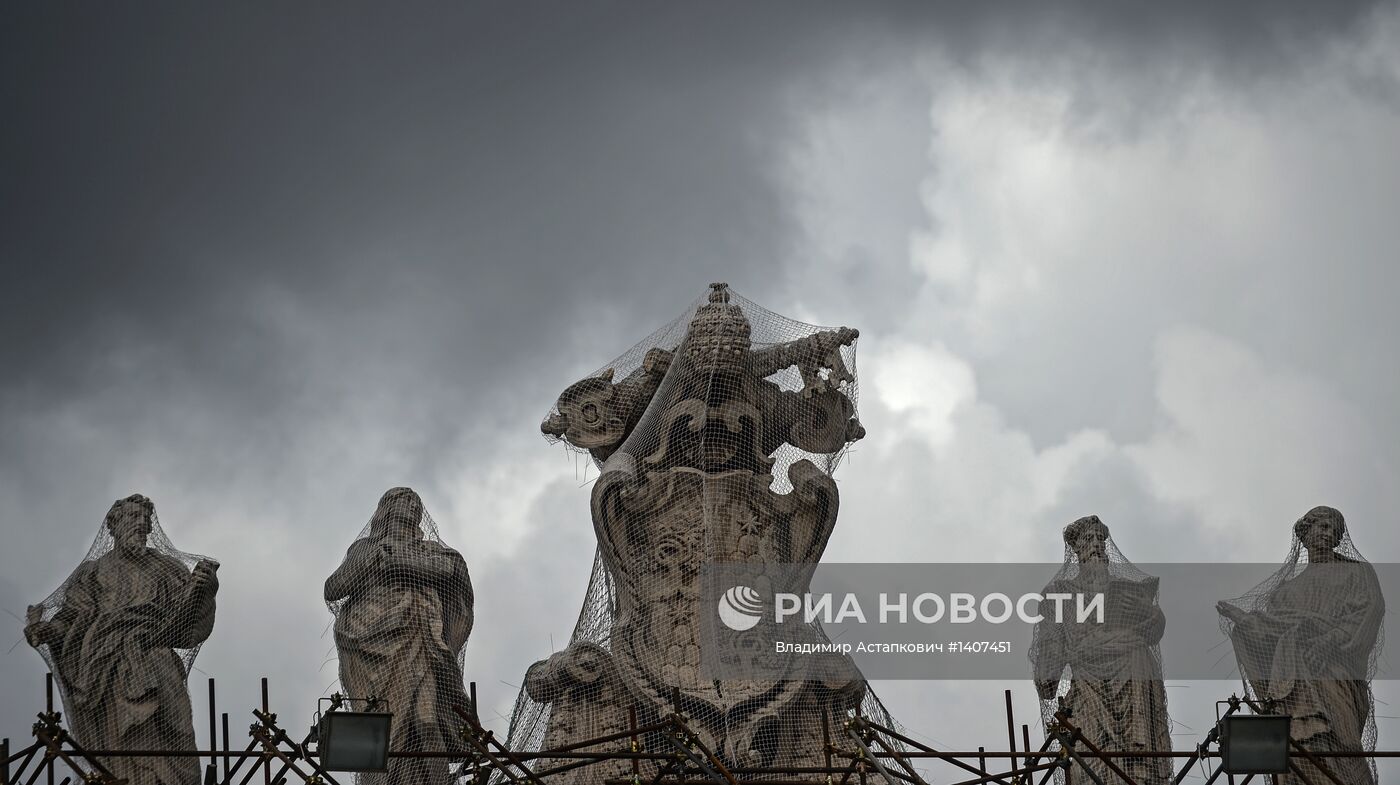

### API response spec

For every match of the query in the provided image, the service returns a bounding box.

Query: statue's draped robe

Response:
[333,537,473,785]
[46,550,214,785]
[1226,560,1383,785]
[1033,571,1171,783]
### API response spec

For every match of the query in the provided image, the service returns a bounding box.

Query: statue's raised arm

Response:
[748,323,859,398]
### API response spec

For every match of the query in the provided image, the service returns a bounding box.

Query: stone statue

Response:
[25,494,219,785]
[511,283,884,782]
[324,487,474,785]
[1030,515,1171,784]
[1217,505,1383,784]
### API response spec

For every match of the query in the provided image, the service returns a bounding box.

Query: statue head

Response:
[1064,514,1110,564]
[682,283,751,372]
[1293,505,1346,555]
[105,494,155,557]
[371,487,425,541]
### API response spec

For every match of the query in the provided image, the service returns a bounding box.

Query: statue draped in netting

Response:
[1216,505,1383,785]
[506,282,900,784]
[1029,515,1171,784]
[324,487,474,785]
[24,494,219,785]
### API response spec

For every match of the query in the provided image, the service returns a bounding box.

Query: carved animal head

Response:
[541,369,629,450]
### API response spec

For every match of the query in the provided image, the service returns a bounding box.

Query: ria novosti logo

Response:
[717,585,1107,631]
[717,585,766,631]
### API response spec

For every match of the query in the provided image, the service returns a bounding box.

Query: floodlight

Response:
[318,710,393,772]
[1220,714,1291,774]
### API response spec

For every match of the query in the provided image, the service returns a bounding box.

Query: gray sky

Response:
[3,2,1399,781]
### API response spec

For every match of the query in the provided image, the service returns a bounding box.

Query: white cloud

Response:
[867,339,976,450]
[1126,325,1386,558]
[433,430,586,563]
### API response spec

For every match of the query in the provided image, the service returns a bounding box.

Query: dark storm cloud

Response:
[1,1,1383,430]
[1,3,830,539]
[1,1,1386,379]
[0,6,903,521]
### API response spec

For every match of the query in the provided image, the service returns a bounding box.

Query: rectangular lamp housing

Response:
[319,711,393,772]
[1220,714,1291,774]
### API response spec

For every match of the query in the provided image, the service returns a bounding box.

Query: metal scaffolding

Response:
[3,675,1389,785]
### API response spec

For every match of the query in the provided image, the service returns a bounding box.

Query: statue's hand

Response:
[1216,601,1248,626]
[24,605,51,647]
[191,559,219,595]
[1121,592,1152,617]
[382,544,415,578]
[381,544,440,581]
[832,326,859,348]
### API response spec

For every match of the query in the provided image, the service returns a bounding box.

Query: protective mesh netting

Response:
[324,487,475,785]
[1217,505,1383,785]
[1029,515,1171,784]
[24,493,219,785]
[505,283,905,784]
